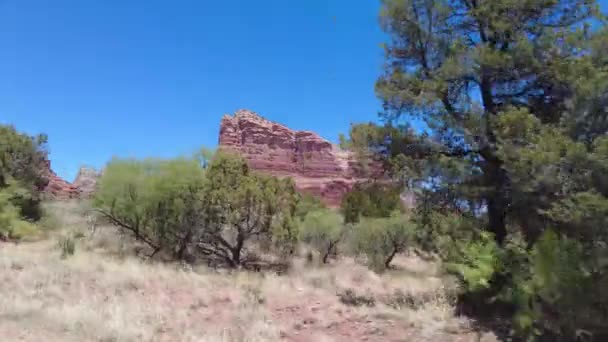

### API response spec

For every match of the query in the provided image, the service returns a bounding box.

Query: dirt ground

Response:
[0,202,499,341]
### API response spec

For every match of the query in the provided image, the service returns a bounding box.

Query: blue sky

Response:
[0,0,385,181]
[1,1,606,181]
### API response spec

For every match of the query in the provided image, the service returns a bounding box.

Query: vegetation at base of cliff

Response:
[341,182,402,224]
[0,124,49,239]
[339,0,608,340]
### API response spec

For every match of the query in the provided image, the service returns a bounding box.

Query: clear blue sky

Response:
[1,1,607,181]
[0,0,385,181]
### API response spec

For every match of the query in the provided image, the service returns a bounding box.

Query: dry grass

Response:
[0,201,497,341]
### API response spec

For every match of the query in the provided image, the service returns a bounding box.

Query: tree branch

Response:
[96,208,160,252]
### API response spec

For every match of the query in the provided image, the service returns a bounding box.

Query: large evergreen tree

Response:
[368,0,605,244]
[345,0,608,338]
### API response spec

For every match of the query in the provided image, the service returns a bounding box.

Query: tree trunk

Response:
[176,230,193,261]
[487,197,507,244]
[322,251,330,264]
[483,157,509,245]
[479,71,509,245]
[322,241,336,264]
[384,248,399,269]
[231,233,245,268]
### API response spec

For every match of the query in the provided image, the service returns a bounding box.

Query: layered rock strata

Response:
[219,109,380,207]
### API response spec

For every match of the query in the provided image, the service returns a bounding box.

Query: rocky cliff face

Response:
[72,167,100,197]
[42,109,382,206]
[42,162,100,200]
[42,160,81,199]
[219,109,380,207]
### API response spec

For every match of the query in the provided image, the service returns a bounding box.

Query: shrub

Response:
[441,225,607,340]
[0,124,48,221]
[198,151,298,267]
[0,124,49,240]
[443,231,501,293]
[341,182,402,223]
[94,150,298,267]
[94,155,207,259]
[350,213,415,271]
[295,193,325,221]
[0,183,37,240]
[300,209,345,264]
[501,230,602,340]
[337,288,376,307]
[58,235,76,258]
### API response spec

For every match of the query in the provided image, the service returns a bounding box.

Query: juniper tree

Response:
[199,151,299,267]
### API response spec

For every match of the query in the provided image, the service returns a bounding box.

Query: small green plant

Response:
[337,288,375,307]
[59,235,76,258]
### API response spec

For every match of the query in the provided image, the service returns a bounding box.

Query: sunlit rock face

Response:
[219,109,381,207]
[42,160,81,199]
[42,161,100,200]
[72,166,101,198]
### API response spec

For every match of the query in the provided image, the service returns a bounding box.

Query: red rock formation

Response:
[72,166,100,198]
[219,110,381,207]
[42,160,81,199]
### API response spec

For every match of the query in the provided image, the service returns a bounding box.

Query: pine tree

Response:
[370,0,604,243]
[345,0,608,338]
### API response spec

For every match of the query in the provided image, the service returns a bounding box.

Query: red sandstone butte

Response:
[219,109,380,207]
[72,166,100,198]
[42,160,81,199]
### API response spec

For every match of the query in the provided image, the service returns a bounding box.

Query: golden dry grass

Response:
[0,201,497,341]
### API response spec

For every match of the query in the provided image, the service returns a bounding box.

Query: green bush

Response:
[58,235,76,258]
[410,210,503,291]
[295,193,325,221]
[499,230,603,340]
[444,231,501,292]
[341,182,402,224]
[94,150,298,267]
[199,151,298,266]
[300,209,345,264]
[0,124,49,240]
[94,155,207,259]
[0,124,48,221]
[440,224,607,340]
[0,183,37,240]
[350,213,415,271]
[337,288,376,307]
